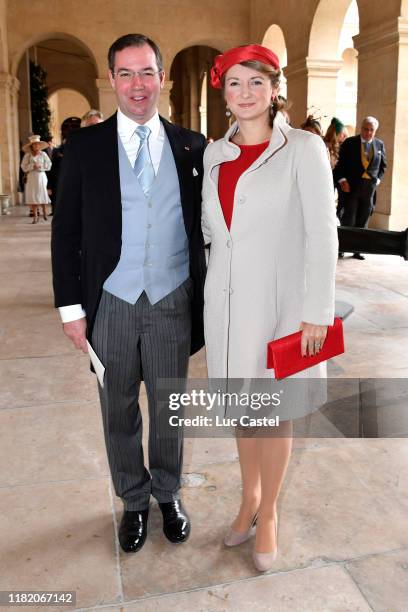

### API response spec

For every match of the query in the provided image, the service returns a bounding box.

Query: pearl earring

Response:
[225,107,232,118]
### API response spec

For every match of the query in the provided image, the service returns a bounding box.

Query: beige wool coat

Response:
[202,111,338,382]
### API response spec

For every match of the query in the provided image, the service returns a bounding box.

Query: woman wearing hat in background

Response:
[202,45,338,571]
[300,114,324,137]
[21,135,52,223]
[324,118,349,220]
[324,117,348,170]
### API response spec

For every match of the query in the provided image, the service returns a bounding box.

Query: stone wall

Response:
[0,0,407,228]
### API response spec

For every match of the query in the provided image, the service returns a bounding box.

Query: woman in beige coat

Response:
[202,45,338,571]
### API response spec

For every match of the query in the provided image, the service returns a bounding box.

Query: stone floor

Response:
[0,207,407,612]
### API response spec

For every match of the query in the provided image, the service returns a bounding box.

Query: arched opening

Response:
[336,1,359,130]
[170,45,229,140]
[48,89,90,145]
[16,35,98,145]
[308,0,359,132]
[262,24,288,98]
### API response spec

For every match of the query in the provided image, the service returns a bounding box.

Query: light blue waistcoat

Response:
[103,131,189,304]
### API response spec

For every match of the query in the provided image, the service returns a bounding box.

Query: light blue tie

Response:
[134,125,155,196]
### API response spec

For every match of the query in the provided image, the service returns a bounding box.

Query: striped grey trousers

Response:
[92,280,192,510]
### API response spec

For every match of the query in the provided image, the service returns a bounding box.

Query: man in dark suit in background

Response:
[334,116,387,259]
[48,117,81,215]
[51,34,206,554]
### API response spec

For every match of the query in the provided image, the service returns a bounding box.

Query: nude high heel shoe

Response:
[224,513,258,547]
[252,511,278,572]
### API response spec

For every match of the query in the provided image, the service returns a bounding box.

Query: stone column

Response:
[95,78,117,118]
[189,61,200,131]
[354,18,408,230]
[181,72,190,129]
[159,81,173,120]
[306,59,343,132]
[184,48,200,131]
[284,59,308,128]
[285,58,342,131]
[9,76,21,196]
[0,73,19,205]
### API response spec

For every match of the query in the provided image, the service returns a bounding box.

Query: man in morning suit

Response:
[334,116,387,259]
[51,34,206,553]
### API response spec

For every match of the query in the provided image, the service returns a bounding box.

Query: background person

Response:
[21,135,52,223]
[324,117,348,170]
[323,117,348,220]
[334,116,387,259]
[202,44,338,573]
[300,114,323,137]
[81,109,104,127]
[48,117,81,216]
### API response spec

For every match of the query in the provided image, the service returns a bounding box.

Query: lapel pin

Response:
[184,145,190,151]
[193,167,198,176]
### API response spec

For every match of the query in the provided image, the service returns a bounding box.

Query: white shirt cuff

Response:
[376,178,381,185]
[338,178,347,183]
[59,304,86,323]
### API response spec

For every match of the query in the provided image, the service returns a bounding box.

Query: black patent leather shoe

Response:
[159,500,191,543]
[353,253,365,260]
[118,509,149,553]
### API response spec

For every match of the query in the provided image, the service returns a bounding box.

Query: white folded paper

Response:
[86,340,105,388]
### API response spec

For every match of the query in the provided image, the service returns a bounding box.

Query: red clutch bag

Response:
[267,317,344,380]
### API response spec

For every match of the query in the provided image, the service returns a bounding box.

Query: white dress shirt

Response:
[117,107,164,171]
[58,108,165,324]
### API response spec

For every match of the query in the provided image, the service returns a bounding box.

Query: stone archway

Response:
[307,0,359,132]
[16,34,98,146]
[11,31,98,79]
[262,24,288,98]
[48,88,91,145]
[169,45,228,139]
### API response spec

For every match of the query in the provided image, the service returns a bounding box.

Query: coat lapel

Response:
[97,113,122,243]
[368,138,379,169]
[161,116,194,235]
[212,111,288,175]
[206,112,289,235]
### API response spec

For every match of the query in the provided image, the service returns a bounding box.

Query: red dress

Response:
[218,141,269,230]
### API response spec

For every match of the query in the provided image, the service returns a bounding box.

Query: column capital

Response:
[162,80,173,94]
[306,58,343,78]
[353,17,408,55]
[0,72,20,92]
[95,78,112,92]
[283,58,307,82]
[158,81,173,120]
[284,58,343,82]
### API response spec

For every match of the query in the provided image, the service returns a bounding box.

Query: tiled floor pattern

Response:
[0,208,407,611]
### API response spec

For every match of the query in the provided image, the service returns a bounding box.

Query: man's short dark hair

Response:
[61,116,81,139]
[108,33,163,73]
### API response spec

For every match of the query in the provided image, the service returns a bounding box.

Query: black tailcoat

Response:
[51,113,206,354]
[333,134,387,188]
